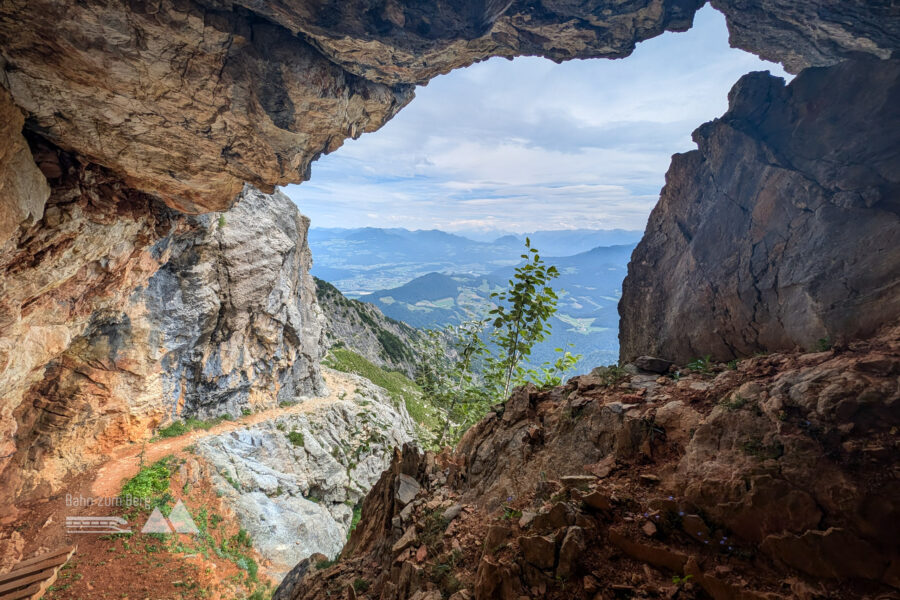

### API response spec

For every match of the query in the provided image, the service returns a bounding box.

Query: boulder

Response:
[634,356,674,374]
[519,535,557,570]
[556,527,586,578]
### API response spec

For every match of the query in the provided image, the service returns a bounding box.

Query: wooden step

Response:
[0,546,75,600]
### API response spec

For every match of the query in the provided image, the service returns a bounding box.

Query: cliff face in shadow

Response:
[619,59,900,364]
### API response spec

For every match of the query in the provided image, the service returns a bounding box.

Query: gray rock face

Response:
[0,88,48,246]
[619,59,900,364]
[0,180,324,508]
[144,186,326,418]
[315,278,422,378]
[196,370,416,578]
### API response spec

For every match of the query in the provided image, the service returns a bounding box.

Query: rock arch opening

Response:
[0,0,898,595]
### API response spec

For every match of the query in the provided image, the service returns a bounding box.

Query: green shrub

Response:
[687,355,713,373]
[347,502,363,540]
[287,430,305,447]
[120,456,172,506]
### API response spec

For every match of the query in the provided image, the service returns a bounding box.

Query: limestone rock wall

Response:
[0,137,186,508]
[0,158,325,508]
[196,371,415,578]
[142,186,326,419]
[619,58,900,364]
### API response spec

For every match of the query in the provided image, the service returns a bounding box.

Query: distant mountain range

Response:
[309,227,642,295]
[357,244,636,373]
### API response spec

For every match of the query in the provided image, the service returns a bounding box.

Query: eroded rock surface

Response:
[3,1,898,208]
[0,0,414,211]
[0,175,325,510]
[197,370,415,577]
[620,59,900,364]
[279,323,900,599]
[711,0,900,73]
[0,138,185,508]
[142,186,326,419]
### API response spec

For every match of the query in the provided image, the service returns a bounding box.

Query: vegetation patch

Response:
[287,430,305,447]
[347,501,363,540]
[120,456,173,510]
[154,415,231,440]
[323,347,442,440]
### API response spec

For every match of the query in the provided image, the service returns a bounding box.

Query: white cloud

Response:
[284,5,789,232]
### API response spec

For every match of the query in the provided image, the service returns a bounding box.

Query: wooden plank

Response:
[0,545,75,600]
[0,582,41,600]
[0,558,66,586]
[5,546,75,572]
[26,567,58,600]
[0,569,55,594]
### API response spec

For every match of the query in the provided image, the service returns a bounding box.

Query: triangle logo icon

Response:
[168,500,199,534]
[142,507,174,534]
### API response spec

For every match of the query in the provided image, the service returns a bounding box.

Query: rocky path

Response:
[90,369,357,498]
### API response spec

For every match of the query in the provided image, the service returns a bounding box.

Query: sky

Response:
[283,5,789,234]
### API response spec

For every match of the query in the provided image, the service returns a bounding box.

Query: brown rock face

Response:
[280,325,900,599]
[0,139,185,507]
[2,1,898,209]
[619,59,900,364]
[0,0,414,211]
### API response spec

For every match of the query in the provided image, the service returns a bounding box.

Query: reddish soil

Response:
[0,370,358,600]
